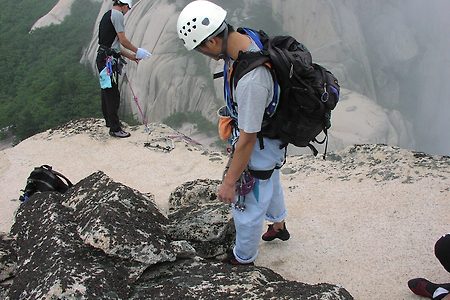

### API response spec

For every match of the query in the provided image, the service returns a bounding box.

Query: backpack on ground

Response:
[19,165,73,202]
[227,28,340,158]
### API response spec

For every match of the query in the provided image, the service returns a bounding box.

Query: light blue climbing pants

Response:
[232,169,287,264]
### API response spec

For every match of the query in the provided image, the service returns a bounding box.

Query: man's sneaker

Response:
[222,251,254,266]
[262,223,290,241]
[109,130,130,138]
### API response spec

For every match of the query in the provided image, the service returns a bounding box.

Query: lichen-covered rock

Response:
[167,203,235,258]
[167,179,234,258]
[168,179,221,211]
[129,257,354,300]
[8,192,143,300]
[62,171,176,265]
[170,240,196,259]
[0,282,10,300]
[5,171,354,299]
[0,233,16,282]
[285,144,450,183]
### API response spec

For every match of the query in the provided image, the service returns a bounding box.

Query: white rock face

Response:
[30,0,76,31]
[271,0,377,100]
[288,88,414,155]
[329,89,414,150]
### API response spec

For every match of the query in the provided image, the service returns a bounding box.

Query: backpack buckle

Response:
[289,63,294,78]
[321,82,329,102]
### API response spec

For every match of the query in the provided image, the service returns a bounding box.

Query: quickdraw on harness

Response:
[234,169,256,212]
[222,153,256,212]
[105,56,113,76]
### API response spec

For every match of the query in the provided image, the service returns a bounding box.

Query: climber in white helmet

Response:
[96,0,151,138]
[177,1,290,266]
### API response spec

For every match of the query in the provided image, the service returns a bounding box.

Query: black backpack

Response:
[19,165,73,202]
[228,28,340,158]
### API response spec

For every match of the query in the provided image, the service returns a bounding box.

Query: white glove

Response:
[136,48,151,60]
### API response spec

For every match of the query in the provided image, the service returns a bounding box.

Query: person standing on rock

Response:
[408,233,450,300]
[96,0,151,138]
[177,0,290,265]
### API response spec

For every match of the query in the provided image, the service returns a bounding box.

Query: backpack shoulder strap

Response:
[41,165,73,188]
[231,52,270,89]
[231,28,272,89]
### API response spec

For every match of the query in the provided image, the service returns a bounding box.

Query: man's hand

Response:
[121,52,139,63]
[217,130,256,205]
[131,53,139,64]
[217,181,236,204]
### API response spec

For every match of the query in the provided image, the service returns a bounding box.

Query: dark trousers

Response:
[96,53,122,132]
[435,233,450,273]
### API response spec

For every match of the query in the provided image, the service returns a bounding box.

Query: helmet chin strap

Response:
[217,25,229,60]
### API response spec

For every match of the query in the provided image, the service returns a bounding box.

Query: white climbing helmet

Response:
[177,0,227,51]
[119,0,132,9]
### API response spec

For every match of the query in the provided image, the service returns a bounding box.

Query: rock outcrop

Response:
[130,257,352,299]
[31,0,77,32]
[166,179,235,258]
[0,171,353,299]
[0,234,16,282]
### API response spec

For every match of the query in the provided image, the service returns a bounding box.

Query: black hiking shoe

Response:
[262,223,290,241]
[222,251,254,266]
[109,130,130,138]
[407,278,450,299]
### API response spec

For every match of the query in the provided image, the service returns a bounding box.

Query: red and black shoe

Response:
[408,278,436,298]
[407,278,450,299]
[222,251,254,266]
[261,223,290,241]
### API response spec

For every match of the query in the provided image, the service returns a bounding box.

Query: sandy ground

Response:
[0,120,449,300]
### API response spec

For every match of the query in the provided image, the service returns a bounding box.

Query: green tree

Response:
[0,0,101,141]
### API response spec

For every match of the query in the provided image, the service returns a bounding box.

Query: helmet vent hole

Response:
[193,25,196,29]
[193,18,196,22]
[193,39,197,43]
[184,33,187,36]
[188,29,191,32]
[202,18,210,26]
[187,22,190,26]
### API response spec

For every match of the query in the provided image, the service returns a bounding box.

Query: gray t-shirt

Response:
[110,9,125,52]
[234,40,285,171]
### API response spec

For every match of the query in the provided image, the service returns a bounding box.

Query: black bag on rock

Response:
[19,165,73,202]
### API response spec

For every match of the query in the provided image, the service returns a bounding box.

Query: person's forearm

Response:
[119,36,138,53]
[120,50,134,60]
[117,32,137,53]
[223,132,256,186]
